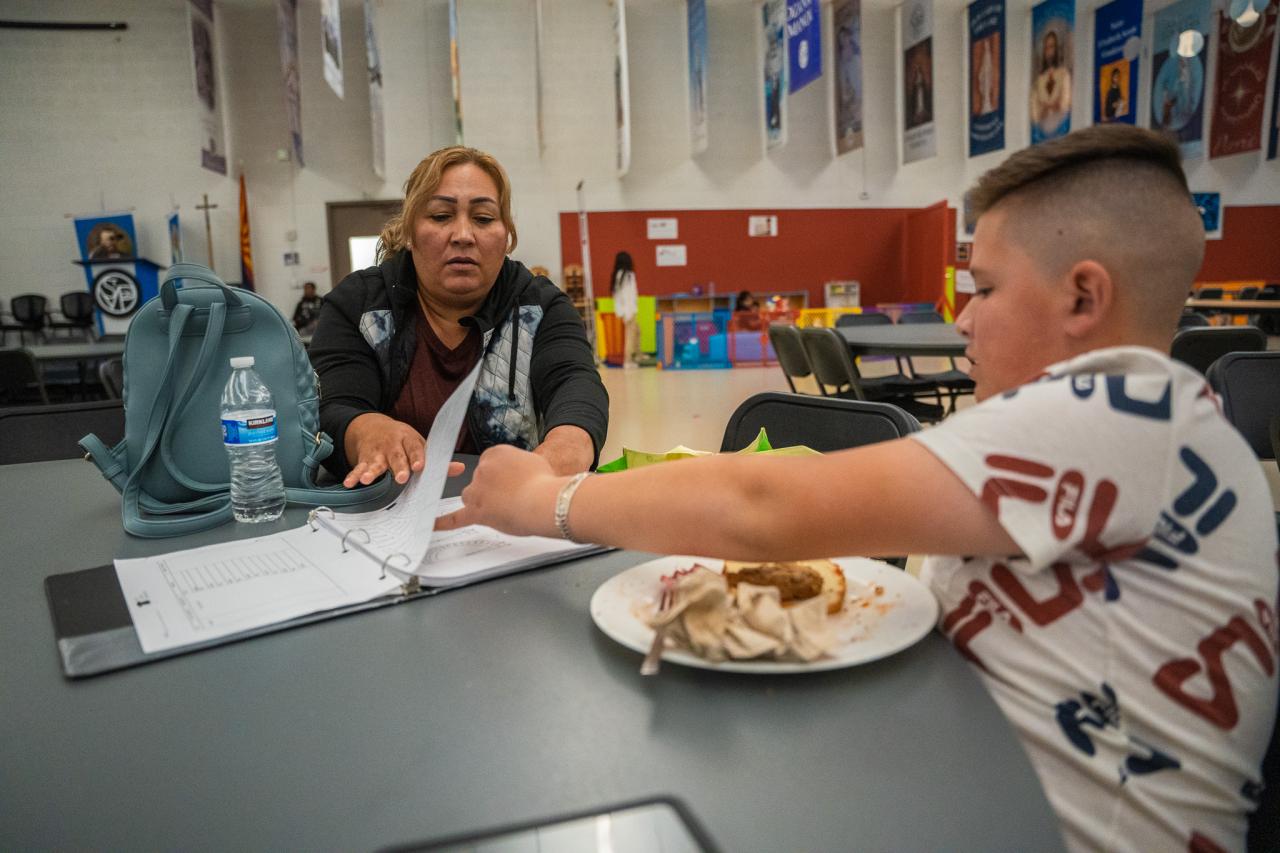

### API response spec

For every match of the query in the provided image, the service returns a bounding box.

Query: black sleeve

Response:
[308,276,383,478]
[529,286,610,467]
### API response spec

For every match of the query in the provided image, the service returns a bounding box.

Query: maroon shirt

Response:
[390,311,481,453]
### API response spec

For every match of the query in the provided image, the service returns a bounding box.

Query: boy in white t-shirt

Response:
[438,126,1278,851]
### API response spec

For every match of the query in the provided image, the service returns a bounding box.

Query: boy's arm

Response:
[437,440,1019,561]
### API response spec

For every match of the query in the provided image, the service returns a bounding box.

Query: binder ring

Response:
[340,527,371,553]
[379,552,412,581]
[307,506,335,531]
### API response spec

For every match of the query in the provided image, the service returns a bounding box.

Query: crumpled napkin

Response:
[645,566,837,663]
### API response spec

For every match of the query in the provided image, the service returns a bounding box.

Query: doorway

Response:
[325,200,402,288]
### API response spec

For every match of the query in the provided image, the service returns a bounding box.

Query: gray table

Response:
[27,340,125,363]
[1,459,1062,852]
[1185,298,1280,315]
[838,324,968,357]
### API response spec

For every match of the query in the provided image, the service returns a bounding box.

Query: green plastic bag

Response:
[596,428,817,473]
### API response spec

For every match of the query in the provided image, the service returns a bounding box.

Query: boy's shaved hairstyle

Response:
[969,125,1205,336]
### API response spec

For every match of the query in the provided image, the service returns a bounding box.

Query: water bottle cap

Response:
[230,356,255,369]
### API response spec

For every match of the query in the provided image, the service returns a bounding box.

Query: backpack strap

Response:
[121,301,235,537]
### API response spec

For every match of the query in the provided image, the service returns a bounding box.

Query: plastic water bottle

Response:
[221,356,286,523]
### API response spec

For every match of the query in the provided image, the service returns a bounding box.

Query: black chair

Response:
[799,326,944,423]
[897,311,975,412]
[1177,311,1211,329]
[831,313,940,401]
[1249,688,1280,853]
[1256,284,1280,334]
[1,294,48,345]
[721,391,920,453]
[1170,326,1266,375]
[1238,286,1259,301]
[0,400,124,464]
[99,357,124,400]
[721,391,921,569]
[1196,287,1224,300]
[767,324,813,394]
[47,291,96,339]
[0,349,49,405]
[835,311,893,328]
[1206,351,1279,465]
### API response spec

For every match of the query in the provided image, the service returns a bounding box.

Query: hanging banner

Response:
[968,0,1005,156]
[1209,5,1278,158]
[1093,0,1141,125]
[615,0,632,175]
[449,0,464,144]
[364,0,385,178]
[1030,0,1074,144]
[1151,0,1210,159]
[833,0,864,154]
[167,213,183,265]
[688,0,709,154]
[276,0,303,167]
[902,0,937,163]
[321,0,344,99]
[763,0,789,149]
[788,0,823,93]
[1271,33,1280,159]
[188,1,227,175]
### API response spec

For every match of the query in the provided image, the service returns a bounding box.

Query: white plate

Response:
[590,556,940,674]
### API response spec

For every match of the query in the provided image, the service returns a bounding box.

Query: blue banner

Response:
[968,0,1005,156]
[1093,0,1140,125]
[688,0,709,153]
[1150,0,1210,159]
[788,0,822,92]
[1030,0,1074,144]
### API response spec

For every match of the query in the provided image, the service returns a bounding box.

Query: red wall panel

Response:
[559,208,918,307]
[557,203,1280,309]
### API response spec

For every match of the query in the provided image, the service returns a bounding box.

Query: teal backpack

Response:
[81,263,388,537]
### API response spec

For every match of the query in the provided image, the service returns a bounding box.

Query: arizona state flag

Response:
[238,173,255,291]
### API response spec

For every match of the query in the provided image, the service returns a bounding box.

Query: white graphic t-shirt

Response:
[913,347,1278,853]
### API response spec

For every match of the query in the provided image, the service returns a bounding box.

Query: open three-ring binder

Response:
[45,490,606,679]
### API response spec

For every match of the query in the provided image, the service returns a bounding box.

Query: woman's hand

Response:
[342,412,426,488]
[435,445,565,537]
[532,424,595,475]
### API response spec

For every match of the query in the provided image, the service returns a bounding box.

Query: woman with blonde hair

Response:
[309,146,608,487]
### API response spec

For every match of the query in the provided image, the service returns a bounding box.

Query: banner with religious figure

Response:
[1030,0,1074,144]
[833,0,864,154]
[902,0,937,163]
[968,0,1005,156]
[188,0,227,175]
[1093,0,1141,125]
[762,0,789,149]
[1150,0,1211,159]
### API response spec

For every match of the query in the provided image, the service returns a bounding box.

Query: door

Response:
[325,200,403,288]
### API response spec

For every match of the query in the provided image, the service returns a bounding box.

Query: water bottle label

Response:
[222,414,278,445]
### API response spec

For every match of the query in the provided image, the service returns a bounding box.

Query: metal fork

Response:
[640,578,676,676]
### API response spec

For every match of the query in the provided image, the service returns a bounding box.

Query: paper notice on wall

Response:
[748,215,778,236]
[955,269,977,293]
[656,245,688,267]
[647,218,678,239]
